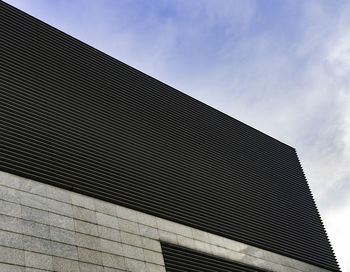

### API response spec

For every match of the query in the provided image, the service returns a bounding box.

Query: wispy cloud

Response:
[5,0,350,270]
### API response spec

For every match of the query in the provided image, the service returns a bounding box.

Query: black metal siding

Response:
[0,2,339,271]
[161,242,267,272]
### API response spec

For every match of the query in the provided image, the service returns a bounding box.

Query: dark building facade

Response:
[0,1,339,271]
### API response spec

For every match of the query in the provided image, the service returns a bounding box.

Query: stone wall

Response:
[0,171,329,272]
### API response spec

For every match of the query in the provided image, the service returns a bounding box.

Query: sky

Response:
[4,0,350,271]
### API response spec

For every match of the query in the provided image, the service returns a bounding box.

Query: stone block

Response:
[0,245,25,265]
[0,171,21,189]
[116,205,138,222]
[47,198,73,217]
[122,244,144,260]
[71,192,95,210]
[76,232,101,251]
[51,241,78,260]
[137,211,157,228]
[192,228,209,243]
[74,219,99,236]
[144,250,164,265]
[139,224,159,240]
[78,247,103,265]
[73,206,97,223]
[0,214,22,233]
[104,268,125,272]
[0,263,24,272]
[46,185,71,203]
[121,231,142,247]
[0,229,23,249]
[119,218,139,234]
[156,218,192,238]
[24,251,53,270]
[21,206,49,225]
[53,256,80,272]
[23,236,52,255]
[226,249,245,261]
[101,238,123,255]
[145,263,166,272]
[125,258,146,272]
[210,244,227,258]
[177,235,195,249]
[0,185,20,203]
[49,212,74,230]
[0,199,21,217]
[79,262,104,272]
[194,240,212,254]
[22,220,50,239]
[95,199,117,216]
[142,237,161,252]
[97,212,119,228]
[102,253,126,269]
[19,179,46,197]
[50,226,76,245]
[158,230,177,244]
[20,191,47,210]
[98,225,121,242]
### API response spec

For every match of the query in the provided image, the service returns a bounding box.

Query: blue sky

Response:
[5,0,350,270]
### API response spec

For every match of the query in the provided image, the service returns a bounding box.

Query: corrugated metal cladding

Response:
[161,242,267,272]
[0,2,339,271]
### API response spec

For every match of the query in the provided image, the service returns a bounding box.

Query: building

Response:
[0,1,340,271]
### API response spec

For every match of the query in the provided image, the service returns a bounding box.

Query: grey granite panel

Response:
[74,219,99,236]
[76,233,101,251]
[122,244,144,261]
[121,231,142,247]
[0,245,25,265]
[0,185,21,203]
[21,206,49,225]
[50,226,76,245]
[24,251,53,270]
[98,226,121,242]
[0,229,23,249]
[19,179,46,197]
[101,239,123,255]
[125,258,146,272]
[51,241,78,260]
[0,214,23,233]
[79,262,104,272]
[47,199,73,217]
[46,185,71,204]
[102,253,126,270]
[0,263,24,272]
[72,206,97,223]
[0,172,22,189]
[139,224,159,240]
[71,193,95,210]
[22,220,50,239]
[21,192,47,210]
[49,213,74,231]
[141,237,161,252]
[52,256,80,272]
[116,206,138,222]
[119,219,139,235]
[77,247,103,265]
[95,199,117,217]
[23,236,52,255]
[97,212,119,229]
[0,199,21,217]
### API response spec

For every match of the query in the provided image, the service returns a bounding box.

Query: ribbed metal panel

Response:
[0,2,339,271]
[161,242,267,272]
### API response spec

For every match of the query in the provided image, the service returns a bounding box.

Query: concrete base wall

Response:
[0,171,329,272]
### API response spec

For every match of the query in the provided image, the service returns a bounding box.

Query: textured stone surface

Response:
[25,251,53,270]
[0,171,332,272]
